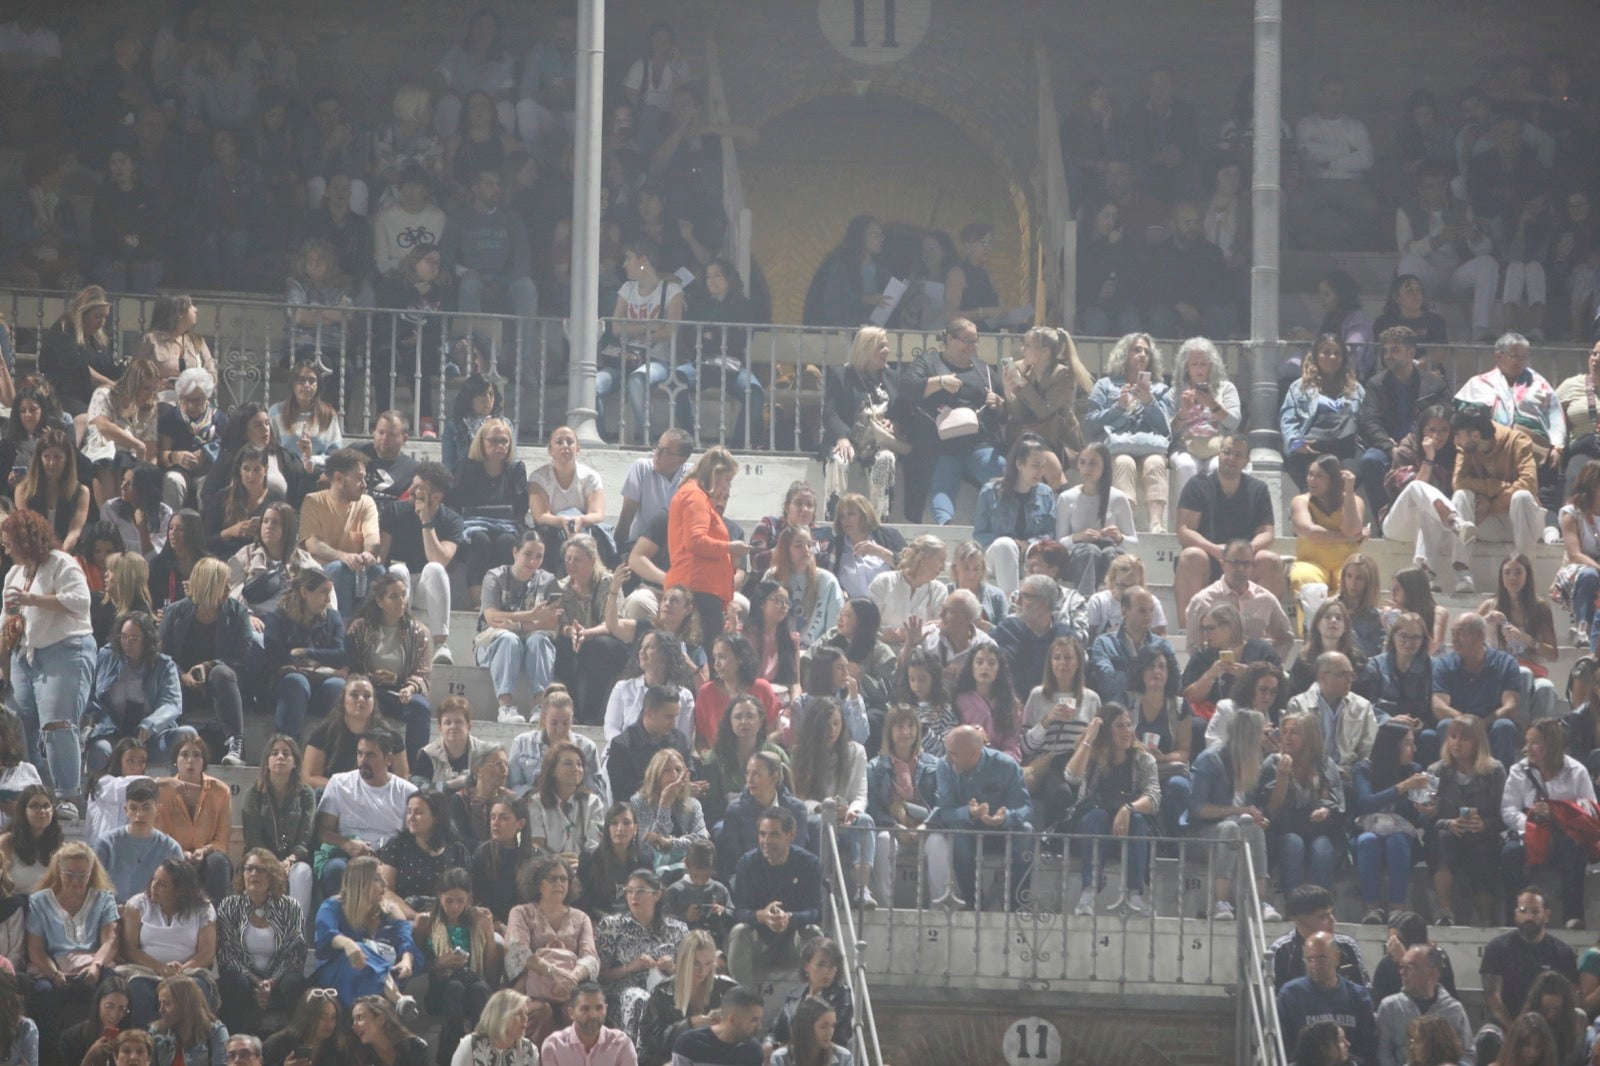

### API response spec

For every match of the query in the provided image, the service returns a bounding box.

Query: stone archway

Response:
[740,89,1032,325]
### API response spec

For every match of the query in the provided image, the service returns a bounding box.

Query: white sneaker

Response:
[1213,900,1236,921]
[1578,623,1591,648]
[1120,891,1153,917]
[1455,519,1477,545]
[54,801,80,823]
[433,644,454,664]
[1262,902,1282,922]
[1544,525,1563,545]
[1074,887,1096,916]
[1454,570,1475,594]
[395,994,420,1024]
[221,735,245,766]
[497,706,526,724]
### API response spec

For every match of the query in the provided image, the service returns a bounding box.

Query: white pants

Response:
[163,469,190,512]
[1382,480,1468,572]
[1451,487,1543,559]
[923,831,955,905]
[1398,252,1500,332]
[390,561,450,639]
[825,451,895,521]
[1111,454,1168,528]
[288,860,313,935]
[1503,261,1548,306]
[305,176,369,217]
[985,538,1024,598]
[872,830,900,906]
[1169,451,1219,513]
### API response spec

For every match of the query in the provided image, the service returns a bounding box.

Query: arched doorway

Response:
[741,92,1029,325]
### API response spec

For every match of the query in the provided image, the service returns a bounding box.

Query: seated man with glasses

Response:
[225,1036,265,1065]
[1183,538,1295,658]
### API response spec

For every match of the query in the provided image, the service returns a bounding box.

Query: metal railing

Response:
[5,284,1595,456]
[1235,831,1290,1066]
[852,824,1248,995]
[819,802,885,1066]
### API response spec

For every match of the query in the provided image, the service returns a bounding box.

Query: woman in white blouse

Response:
[868,535,948,647]
[526,426,611,575]
[1,509,96,820]
[1056,442,1136,591]
[120,857,218,1028]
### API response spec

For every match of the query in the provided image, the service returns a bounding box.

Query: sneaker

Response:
[1148,522,1167,536]
[1435,909,1455,927]
[1362,908,1387,925]
[222,735,245,766]
[433,643,454,665]
[1455,519,1477,545]
[1261,903,1282,922]
[396,994,420,1024]
[856,885,878,911]
[1074,888,1096,916]
[1121,891,1153,917]
[1454,570,1475,594]
[1544,525,1563,545]
[497,706,526,725]
[1578,623,1591,648]
[1212,900,1235,921]
[1567,917,1587,930]
[54,801,80,823]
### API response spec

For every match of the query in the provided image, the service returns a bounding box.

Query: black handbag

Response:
[241,565,286,605]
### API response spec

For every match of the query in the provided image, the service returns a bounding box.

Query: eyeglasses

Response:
[1222,558,1252,568]
[25,803,53,813]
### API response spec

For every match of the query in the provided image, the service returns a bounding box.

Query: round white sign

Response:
[1002,1017,1062,1066]
[818,0,932,64]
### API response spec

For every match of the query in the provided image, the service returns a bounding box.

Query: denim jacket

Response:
[927,748,1032,831]
[1085,376,1175,438]
[85,647,183,744]
[153,1019,228,1066]
[866,751,939,827]
[972,482,1057,548]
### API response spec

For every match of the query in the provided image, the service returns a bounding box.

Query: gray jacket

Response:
[1374,988,1474,1066]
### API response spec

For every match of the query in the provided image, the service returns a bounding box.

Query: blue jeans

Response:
[1075,807,1151,892]
[12,634,95,798]
[325,560,384,622]
[1575,566,1600,628]
[671,363,765,446]
[1486,717,1522,769]
[1356,447,1390,527]
[458,274,537,318]
[476,629,557,699]
[930,445,1005,525]
[380,688,432,763]
[806,811,877,872]
[1503,830,1587,921]
[1277,832,1338,895]
[276,671,348,740]
[1159,774,1191,837]
[86,726,194,777]
[322,854,350,897]
[1354,831,1414,908]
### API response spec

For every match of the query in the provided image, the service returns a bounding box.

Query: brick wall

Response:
[873,995,1235,1066]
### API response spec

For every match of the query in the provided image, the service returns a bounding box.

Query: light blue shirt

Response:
[25,887,118,954]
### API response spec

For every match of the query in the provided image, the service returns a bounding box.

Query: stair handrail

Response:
[1236,834,1290,1066]
[819,801,885,1066]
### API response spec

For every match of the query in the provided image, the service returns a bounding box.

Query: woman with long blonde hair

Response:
[638,930,736,1066]
[822,325,900,522]
[39,285,116,417]
[313,855,420,1016]
[1003,325,1091,459]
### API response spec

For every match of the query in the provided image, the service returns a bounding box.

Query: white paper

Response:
[674,266,697,289]
[870,276,909,326]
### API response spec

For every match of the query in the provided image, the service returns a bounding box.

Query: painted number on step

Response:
[447,681,467,696]
[743,464,764,477]
[1153,549,1176,565]
[1003,1018,1061,1066]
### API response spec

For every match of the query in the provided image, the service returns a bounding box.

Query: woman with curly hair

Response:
[216,846,309,1035]
[505,855,599,1044]
[693,633,780,751]
[85,610,181,774]
[1,509,95,818]
[1168,336,1244,506]
[1280,334,1365,490]
[121,857,220,1027]
[15,426,89,553]
[24,843,119,1019]
[596,869,687,1040]
[1085,332,1175,533]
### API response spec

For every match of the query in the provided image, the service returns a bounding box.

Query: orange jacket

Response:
[665,479,734,605]
[155,776,233,853]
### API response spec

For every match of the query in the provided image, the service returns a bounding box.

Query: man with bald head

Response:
[1087,585,1179,706]
[1285,651,1379,776]
[1277,930,1377,1065]
[1375,944,1471,1066]
[923,725,1031,911]
[1432,611,1523,768]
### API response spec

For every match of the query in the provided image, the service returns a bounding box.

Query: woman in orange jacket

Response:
[665,446,749,645]
[155,732,234,904]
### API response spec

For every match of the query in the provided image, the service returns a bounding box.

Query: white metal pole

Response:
[566,0,605,442]
[1249,0,1285,511]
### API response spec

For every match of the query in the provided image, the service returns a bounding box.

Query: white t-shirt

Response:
[618,278,683,320]
[1085,589,1168,642]
[620,456,686,533]
[373,203,448,275]
[317,771,417,848]
[622,56,688,112]
[528,461,602,516]
[129,892,215,965]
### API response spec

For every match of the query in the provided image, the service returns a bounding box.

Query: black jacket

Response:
[821,364,900,458]
[1356,365,1448,454]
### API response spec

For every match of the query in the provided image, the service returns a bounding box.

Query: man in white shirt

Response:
[1291,74,1377,250]
[315,731,417,895]
[372,164,446,275]
[615,428,692,545]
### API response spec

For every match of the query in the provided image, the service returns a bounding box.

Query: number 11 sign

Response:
[1002,1017,1062,1066]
